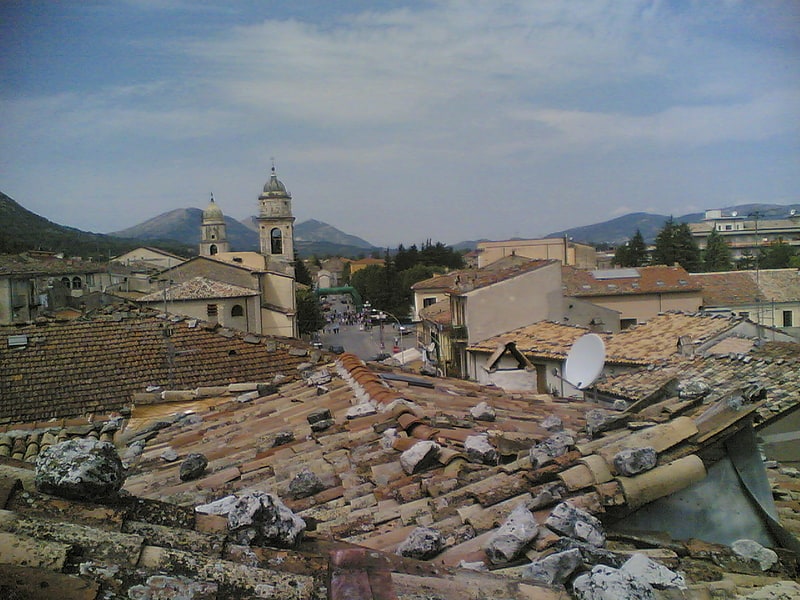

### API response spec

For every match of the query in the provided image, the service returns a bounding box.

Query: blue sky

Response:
[1,1,798,246]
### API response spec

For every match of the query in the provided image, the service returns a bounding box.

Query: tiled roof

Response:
[604,312,742,364]
[469,312,744,365]
[1,350,799,598]
[412,258,554,294]
[0,311,314,425]
[139,276,259,302]
[757,269,800,302]
[595,341,800,424]
[418,299,451,326]
[2,350,799,598]
[562,265,700,297]
[0,253,109,275]
[469,321,596,361]
[694,269,800,306]
[692,270,762,305]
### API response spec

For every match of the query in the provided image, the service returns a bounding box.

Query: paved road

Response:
[319,322,412,361]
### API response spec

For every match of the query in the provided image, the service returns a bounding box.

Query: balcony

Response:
[451,325,468,341]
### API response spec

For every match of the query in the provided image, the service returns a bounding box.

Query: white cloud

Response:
[2,0,799,242]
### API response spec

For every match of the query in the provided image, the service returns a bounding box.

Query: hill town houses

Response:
[0,184,799,598]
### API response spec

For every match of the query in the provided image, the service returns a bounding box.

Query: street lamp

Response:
[373,308,405,366]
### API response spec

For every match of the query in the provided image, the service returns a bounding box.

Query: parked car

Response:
[328,345,345,354]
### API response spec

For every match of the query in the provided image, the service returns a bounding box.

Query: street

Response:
[318,321,413,362]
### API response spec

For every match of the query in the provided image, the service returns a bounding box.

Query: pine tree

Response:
[295,288,326,335]
[702,229,732,272]
[759,238,797,269]
[294,256,313,286]
[652,218,701,272]
[614,230,648,267]
[674,222,702,272]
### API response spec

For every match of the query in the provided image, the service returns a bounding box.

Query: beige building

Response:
[112,247,186,272]
[414,257,565,378]
[562,265,703,329]
[139,254,296,337]
[468,312,797,398]
[693,268,800,338]
[109,247,187,295]
[137,167,299,337]
[477,237,597,269]
[0,252,115,324]
[349,257,385,275]
[689,208,800,260]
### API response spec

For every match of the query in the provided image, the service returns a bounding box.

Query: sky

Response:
[1,1,799,247]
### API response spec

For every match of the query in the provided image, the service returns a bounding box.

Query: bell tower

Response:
[256,164,295,276]
[199,193,230,256]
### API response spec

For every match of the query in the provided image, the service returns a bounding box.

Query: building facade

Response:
[689,208,800,261]
[693,268,800,339]
[477,237,597,269]
[0,253,115,324]
[562,265,703,329]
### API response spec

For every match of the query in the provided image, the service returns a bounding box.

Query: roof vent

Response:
[8,335,28,348]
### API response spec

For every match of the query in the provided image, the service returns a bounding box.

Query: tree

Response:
[736,250,756,271]
[759,238,797,269]
[295,287,325,336]
[613,230,648,267]
[652,218,701,272]
[702,229,732,272]
[294,256,313,286]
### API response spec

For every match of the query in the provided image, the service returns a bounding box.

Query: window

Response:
[71,276,82,289]
[423,297,437,308]
[620,318,637,330]
[60,277,71,289]
[86,273,94,286]
[270,228,283,254]
[783,310,793,327]
[207,304,218,317]
[209,244,218,255]
[231,304,244,317]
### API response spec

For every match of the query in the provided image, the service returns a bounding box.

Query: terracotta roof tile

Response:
[563,264,700,297]
[1,330,797,598]
[0,312,312,424]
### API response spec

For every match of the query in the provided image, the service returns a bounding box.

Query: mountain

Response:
[295,219,375,249]
[111,209,259,251]
[0,191,189,259]
[547,203,800,246]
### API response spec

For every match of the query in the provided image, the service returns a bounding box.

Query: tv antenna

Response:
[562,333,606,390]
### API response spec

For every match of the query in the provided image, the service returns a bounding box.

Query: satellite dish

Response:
[731,211,738,217]
[791,209,797,216]
[563,333,606,389]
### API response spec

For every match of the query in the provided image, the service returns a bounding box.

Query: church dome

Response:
[203,194,224,222]
[262,166,290,196]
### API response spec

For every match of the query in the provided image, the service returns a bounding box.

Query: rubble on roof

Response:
[0,348,798,599]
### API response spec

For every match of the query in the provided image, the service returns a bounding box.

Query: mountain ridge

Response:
[112,208,378,258]
[4,190,798,259]
[547,203,800,246]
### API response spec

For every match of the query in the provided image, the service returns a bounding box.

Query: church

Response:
[138,166,298,338]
